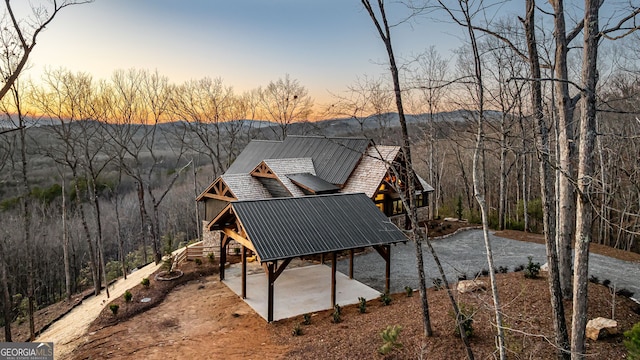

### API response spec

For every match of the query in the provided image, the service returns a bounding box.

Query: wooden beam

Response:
[349,249,354,279]
[373,245,391,293]
[331,252,337,308]
[219,234,227,281]
[223,228,257,253]
[201,192,236,202]
[267,262,275,322]
[241,246,247,299]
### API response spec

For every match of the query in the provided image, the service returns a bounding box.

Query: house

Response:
[198,136,433,240]
[196,135,433,321]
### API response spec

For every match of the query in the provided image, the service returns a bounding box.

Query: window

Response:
[391,199,404,215]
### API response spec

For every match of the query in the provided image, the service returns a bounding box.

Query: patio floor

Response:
[223,263,381,321]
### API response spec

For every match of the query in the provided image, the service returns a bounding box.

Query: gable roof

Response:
[221,174,273,200]
[226,136,370,186]
[342,145,400,197]
[227,193,407,263]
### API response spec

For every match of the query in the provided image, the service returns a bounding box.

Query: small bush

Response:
[624,322,640,360]
[432,278,445,290]
[498,266,509,274]
[292,324,302,336]
[588,275,600,284]
[524,256,541,279]
[207,252,215,263]
[404,286,413,297]
[141,278,150,288]
[303,313,311,325]
[109,304,119,316]
[379,325,403,355]
[194,258,202,266]
[514,264,525,272]
[380,292,392,306]
[602,279,611,288]
[457,273,467,281]
[616,288,635,298]
[332,304,342,323]
[452,303,474,338]
[124,290,132,303]
[358,297,367,314]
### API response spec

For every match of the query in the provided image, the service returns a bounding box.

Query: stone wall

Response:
[202,221,243,258]
[390,206,430,230]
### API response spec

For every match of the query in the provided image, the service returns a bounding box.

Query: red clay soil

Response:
[69,224,640,360]
[7,222,640,359]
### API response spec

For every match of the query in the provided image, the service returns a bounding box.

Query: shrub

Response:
[109,304,119,316]
[524,256,541,279]
[432,278,445,291]
[404,286,413,297]
[602,279,611,288]
[358,297,367,314]
[498,266,509,274]
[457,273,467,281]
[380,292,392,306]
[514,264,525,272]
[303,313,311,325]
[208,252,215,263]
[194,258,202,265]
[332,304,342,323]
[624,322,640,360]
[124,290,132,303]
[292,324,302,336]
[452,303,474,338]
[379,325,403,355]
[617,288,635,298]
[588,275,600,284]
[141,278,150,288]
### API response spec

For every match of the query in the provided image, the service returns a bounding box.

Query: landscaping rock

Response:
[540,262,548,272]
[457,280,487,293]
[586,317,618,340]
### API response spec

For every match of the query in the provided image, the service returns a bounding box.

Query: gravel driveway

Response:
[337,229,640,302]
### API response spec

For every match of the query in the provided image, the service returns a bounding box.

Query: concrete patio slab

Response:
[223,263,381,321]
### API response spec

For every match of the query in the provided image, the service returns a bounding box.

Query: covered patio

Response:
[207,193,407,322]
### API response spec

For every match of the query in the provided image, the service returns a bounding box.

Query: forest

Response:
[0,0,639,359]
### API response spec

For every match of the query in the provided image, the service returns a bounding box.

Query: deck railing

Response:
[174,241,205,266]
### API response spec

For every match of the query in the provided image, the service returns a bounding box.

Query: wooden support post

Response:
[331,252,337,308]
[320,253,324,264]
[385,245,391,294]
[241,246,247,299]
[219,234,227,281]
[349,249,354,279]
[267,262,275,323]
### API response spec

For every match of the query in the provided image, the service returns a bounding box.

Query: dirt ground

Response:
[68,224,640,360]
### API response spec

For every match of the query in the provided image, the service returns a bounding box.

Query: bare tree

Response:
[258,74,313,140]
[0,0,92,101]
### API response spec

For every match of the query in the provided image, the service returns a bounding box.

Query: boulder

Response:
[540,262,549,272]
[457,280,488,293]
[586,317,618,340]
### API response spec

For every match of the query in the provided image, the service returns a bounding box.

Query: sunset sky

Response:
[24,0,475,107]
[21,0,608,111]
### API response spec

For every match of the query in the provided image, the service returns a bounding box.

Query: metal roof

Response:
[226,140,282,175]
[224,136,370,185]
[286,173,340,194]
[231,193,407,263]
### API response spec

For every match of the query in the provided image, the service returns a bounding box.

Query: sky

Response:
[20,0,626,113]
[22,0,472,108]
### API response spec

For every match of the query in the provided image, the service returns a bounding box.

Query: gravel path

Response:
[35,262,162,359]
[338,229,640,302]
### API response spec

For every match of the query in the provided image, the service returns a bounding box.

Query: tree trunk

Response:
[551,0,577,301]
[524,1,570,358]
[571,2,599,358]
[0,245,12,342]
[360,0,432,337]
[61,176,71,300]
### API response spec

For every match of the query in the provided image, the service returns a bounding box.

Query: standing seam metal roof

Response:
[230,193,407,262]
[224,136,370,186]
